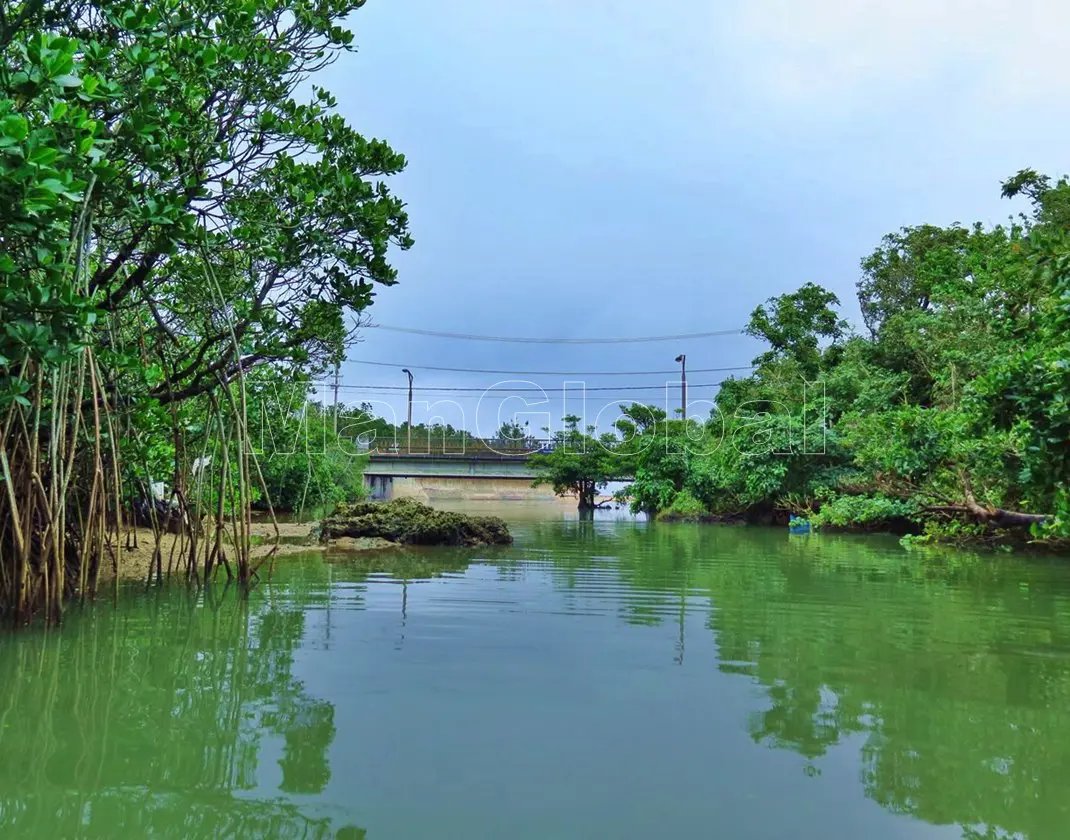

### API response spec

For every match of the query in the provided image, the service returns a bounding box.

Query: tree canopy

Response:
[529,415,618,510]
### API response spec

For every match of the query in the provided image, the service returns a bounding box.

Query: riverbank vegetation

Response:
[533,172,1070,548]
[0,0,410,622]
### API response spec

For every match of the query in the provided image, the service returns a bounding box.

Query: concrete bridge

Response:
[363,440,560,503]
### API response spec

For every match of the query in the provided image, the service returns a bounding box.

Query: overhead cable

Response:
[369,324,743,344]
[315,381,727,394]
[349,359,753,376]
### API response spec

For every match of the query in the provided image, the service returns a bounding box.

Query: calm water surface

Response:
[2,508,1070,839]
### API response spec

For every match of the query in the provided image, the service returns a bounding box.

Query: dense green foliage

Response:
[655,489,708,522]
[0,0,410,617]
[533,173,1070,545]
[808,493,919,532]
[2,0,410,397]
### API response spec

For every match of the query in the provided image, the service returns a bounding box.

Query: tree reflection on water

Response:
[0,581,356,840]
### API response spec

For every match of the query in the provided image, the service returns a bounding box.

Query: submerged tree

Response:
[529,415,617,510]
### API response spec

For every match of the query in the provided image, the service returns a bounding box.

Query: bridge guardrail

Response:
[363,438,557,457]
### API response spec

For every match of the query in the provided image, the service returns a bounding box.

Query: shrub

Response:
[657,490,710,522]
[811,494,920,531]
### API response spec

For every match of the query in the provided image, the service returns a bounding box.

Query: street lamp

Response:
[674,354,686,419]
[401,368,413,453]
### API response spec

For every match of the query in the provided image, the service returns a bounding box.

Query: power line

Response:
[370,324,743,344]
[331,392,712,403]
[313,381,728,394]
[349,359,754,376]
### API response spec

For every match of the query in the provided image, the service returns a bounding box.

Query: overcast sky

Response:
[316,0,1069,439]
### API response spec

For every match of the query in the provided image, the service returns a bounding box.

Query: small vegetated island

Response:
[320,498,512,549]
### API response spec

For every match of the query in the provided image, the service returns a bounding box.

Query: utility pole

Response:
[332,363,340,434]
[401,368,413,453]
[674,354,687,419]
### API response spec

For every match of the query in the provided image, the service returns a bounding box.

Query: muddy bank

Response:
[103,521,321,582]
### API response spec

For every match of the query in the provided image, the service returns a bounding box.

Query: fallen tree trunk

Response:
[925,504,1050,528]
[922,471,1054,530]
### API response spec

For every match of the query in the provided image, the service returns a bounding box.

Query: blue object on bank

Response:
[788,516,811,534]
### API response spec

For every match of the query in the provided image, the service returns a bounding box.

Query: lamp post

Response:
[401,368,413,453]
[674,354,686,419]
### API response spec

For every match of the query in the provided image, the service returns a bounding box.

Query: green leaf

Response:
[38,178,67,194]
[1,114,28,141]
[28,146,59,166]
[54,74,83,88]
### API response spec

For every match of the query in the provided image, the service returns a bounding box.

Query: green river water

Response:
[1,508,1069,839]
